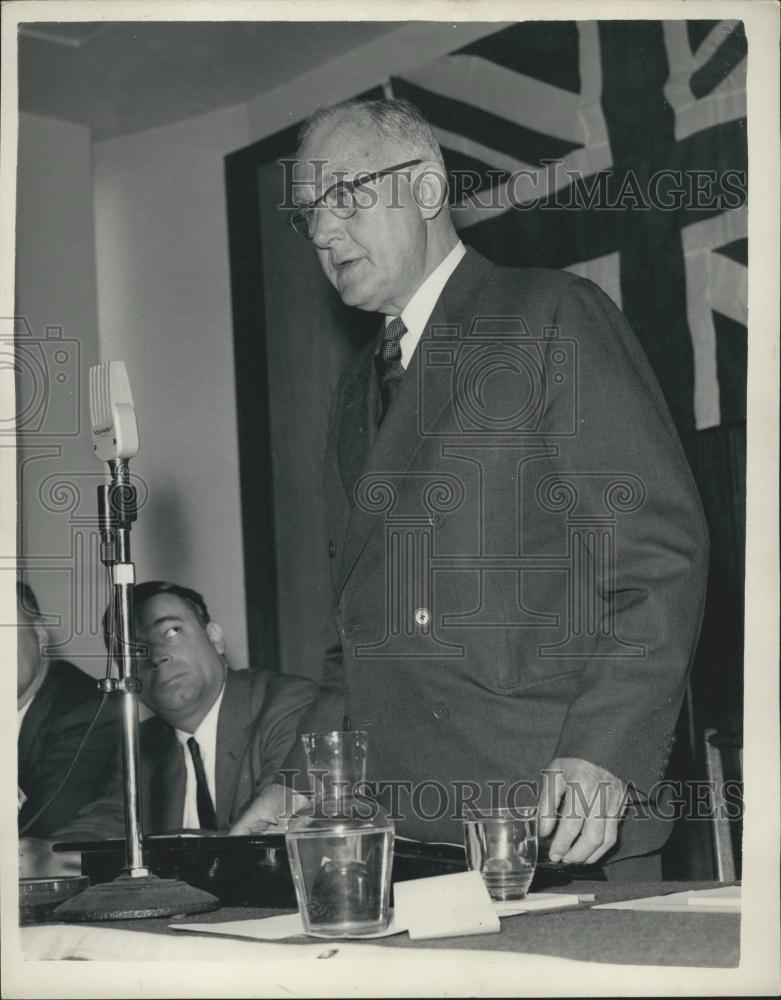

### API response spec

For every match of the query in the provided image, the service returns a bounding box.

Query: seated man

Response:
[17,580,121,838]
[20,580,318,874]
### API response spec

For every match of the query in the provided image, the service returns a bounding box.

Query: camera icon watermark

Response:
[0,316,81,436]
[418,316,578,438]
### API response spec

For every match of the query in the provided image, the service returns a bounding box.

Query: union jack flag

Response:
[388,20,748,433]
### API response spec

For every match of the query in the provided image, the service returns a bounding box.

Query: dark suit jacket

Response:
[54,667,317,839]
[18,659,121,838]
[284,249,710,858]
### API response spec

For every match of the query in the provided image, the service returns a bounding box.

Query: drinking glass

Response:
[285,731,394,937]
[464,806,538,900]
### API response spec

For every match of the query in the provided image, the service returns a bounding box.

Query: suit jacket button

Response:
[433,702,449,720]
[414,608,431,626]
[328,541,336,558]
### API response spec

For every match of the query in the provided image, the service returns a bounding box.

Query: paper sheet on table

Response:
[494,893,581,916]
[171,911,405,941]
[171,893,582,942]
[593,885,740,914]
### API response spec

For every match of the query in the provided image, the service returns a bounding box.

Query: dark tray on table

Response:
[54,835,602,908]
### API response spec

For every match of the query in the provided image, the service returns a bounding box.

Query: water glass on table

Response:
[285,730,394,937]
[464,806,538,900]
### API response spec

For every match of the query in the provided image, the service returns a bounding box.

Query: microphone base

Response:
[52,872,220,922]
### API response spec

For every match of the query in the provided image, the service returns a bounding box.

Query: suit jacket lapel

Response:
[215,670,255,827]
[146,721,186,833]
[337,345,378,501]
[334,249,494,601]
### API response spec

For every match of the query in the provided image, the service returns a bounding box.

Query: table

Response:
[21,881,740,968]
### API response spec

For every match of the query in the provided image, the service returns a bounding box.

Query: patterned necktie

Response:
[187,736,218,830]
[378,316,407,423]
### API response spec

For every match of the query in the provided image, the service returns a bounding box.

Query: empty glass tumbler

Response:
[464,806,538,900]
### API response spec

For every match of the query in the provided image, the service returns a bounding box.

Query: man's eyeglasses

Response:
[289,159,423,239]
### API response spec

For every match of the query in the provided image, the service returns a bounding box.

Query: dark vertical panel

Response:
[225,126,297,670]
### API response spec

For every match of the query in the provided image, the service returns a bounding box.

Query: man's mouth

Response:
[155,670,189,691]
[333,257,361,272]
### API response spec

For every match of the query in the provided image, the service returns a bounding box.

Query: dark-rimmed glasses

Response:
[289,159,423,239]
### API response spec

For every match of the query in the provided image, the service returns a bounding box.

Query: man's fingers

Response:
[19,839,80,878]
[538,769,565,839]
[557,784,623,863]
[584,817,620,864]
[547,788,585,861]
[560,815,606,864]
[229,812,272,835]
[229,784,309,835]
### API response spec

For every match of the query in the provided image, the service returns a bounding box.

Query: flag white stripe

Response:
[401,22,607,150]
[710,254,748,326]
[681,206,748,429]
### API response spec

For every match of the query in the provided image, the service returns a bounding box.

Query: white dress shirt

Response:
[174,682,225,829]
[17,661,49,733]
[385,240,467,369]
[18,695,35,734]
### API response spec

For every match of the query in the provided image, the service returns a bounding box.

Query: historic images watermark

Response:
[277,157,746,215]
[278,771,744,825]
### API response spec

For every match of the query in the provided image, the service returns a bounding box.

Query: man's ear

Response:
[413,161,449,220]
[205,621,226,656]
[33,624,49,655]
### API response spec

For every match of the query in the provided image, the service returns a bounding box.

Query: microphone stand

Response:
[55,460,218,921]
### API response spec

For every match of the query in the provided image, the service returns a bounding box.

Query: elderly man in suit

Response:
[17,580,121,838]
[20,581,317,876]
[231,98,709,879]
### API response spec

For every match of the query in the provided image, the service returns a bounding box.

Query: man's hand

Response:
[229,784,309,835]
[19,838,81,878]
[539,757,627,864]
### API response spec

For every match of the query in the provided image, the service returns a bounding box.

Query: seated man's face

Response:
[17,607,45,702]
[134,593,226,728]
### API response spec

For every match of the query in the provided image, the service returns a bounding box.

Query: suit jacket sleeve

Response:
[544,278,709,793]
[48,716,174,843]
[235,672,324,803]
[274,646,346,791]
[19,671,122,838]
[46,742,127,843]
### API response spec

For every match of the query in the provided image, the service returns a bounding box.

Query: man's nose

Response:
[150,649,170,668]
[311,207,345,249]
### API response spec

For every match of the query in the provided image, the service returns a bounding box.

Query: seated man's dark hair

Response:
[102,580,211,649]
[17,578,41,619]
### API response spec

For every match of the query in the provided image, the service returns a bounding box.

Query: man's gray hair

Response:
[298,98,445,169]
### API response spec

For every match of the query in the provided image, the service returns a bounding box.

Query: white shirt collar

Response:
[17,692,35,732]
[174,679,225,748]
[385,241,466,369]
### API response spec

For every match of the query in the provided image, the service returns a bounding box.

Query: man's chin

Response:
[334,271,379,311]
[153,683,197,714]
[337,285,383,313]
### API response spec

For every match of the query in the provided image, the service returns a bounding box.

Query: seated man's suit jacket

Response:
[283,248,710,862]
[19,659,121,838]
[54,667,317,839]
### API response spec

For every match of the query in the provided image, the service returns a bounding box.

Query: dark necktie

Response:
[186,736,218,830]
[378,316,407,423]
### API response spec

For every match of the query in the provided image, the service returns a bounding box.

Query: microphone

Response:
[55,361,218,920]
[89,361,139,464]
